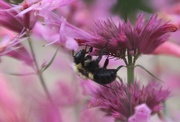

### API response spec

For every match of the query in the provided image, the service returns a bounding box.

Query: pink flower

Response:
[0,1,37,33]
[90,19,127,58]
[129,14,177,54]
[18,0,76,16]
[33,12,96,50]
[89,81,169,121]
[0,35,33,66]
[81,14,177,59]
[153,41,180,57]
[128,104,151,122]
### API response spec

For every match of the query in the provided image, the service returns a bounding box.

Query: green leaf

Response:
[5,72,35,76]
[135,64,163,82]
[116,65,125,71]
[41,48,59,73]
[5,0,24,4]
[112,0,153,21]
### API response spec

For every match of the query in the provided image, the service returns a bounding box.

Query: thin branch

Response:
[27,33,53,103]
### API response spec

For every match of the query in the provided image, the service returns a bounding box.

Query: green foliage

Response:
[41,48,59,73]
[112,0,153,21]
[5,0,23,4]
[135,65,163,82]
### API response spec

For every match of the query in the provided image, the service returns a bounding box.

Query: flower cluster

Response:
[89,81,169,121]
[80,14,177,60]
[0,0,179,122]
[0,1,37,33]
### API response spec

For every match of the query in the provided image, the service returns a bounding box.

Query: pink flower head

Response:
[82,14,177,58]
[128,104,151,122]
[126,14,177,54]
[153,41,180,57]
[91,19,127,58]
[89,81,169,121]
[19,0,75,15]
[0,1,37,33]
[0,35,33,66]
[33,11,96,50]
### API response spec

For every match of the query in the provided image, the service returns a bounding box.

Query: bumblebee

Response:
[73,47,91,79]
[73,45,121,85]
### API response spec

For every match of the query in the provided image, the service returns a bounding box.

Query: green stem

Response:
[127,51,134,85]
[27,34,52,103]
[127,65,134,85]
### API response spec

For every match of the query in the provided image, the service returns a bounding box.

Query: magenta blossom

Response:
[0,35,33,66]
[81,14,177,59]
[89,81,169,121]
[153,41,180,57]
[33,11,96,50]
[18,0,75,16]
[128,104,151,122]
[0,1,37,33]
[126,14,177,54]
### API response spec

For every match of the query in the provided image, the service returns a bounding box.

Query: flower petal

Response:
[128,104,151,122]
[7,43,33,66]
[153,41,180,57]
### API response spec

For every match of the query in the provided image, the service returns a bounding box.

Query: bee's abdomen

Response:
[93,68,117,84]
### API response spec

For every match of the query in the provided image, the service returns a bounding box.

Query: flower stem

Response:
[27,34,52,102]
[127,51,134,85]
[127,65,134,85]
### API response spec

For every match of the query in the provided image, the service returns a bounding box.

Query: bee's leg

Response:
[85,46,93,53]
[95,46,107,63]
[84,44,88,51]
[103,56,109,69]
[95,41,109,63]
[88,47,93,53]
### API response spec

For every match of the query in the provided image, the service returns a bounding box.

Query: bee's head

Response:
[73,49,86,64]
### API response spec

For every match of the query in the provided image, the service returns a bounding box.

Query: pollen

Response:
[88,73,94,80]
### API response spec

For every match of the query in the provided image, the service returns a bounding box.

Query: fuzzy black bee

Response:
[73,44,122,85]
